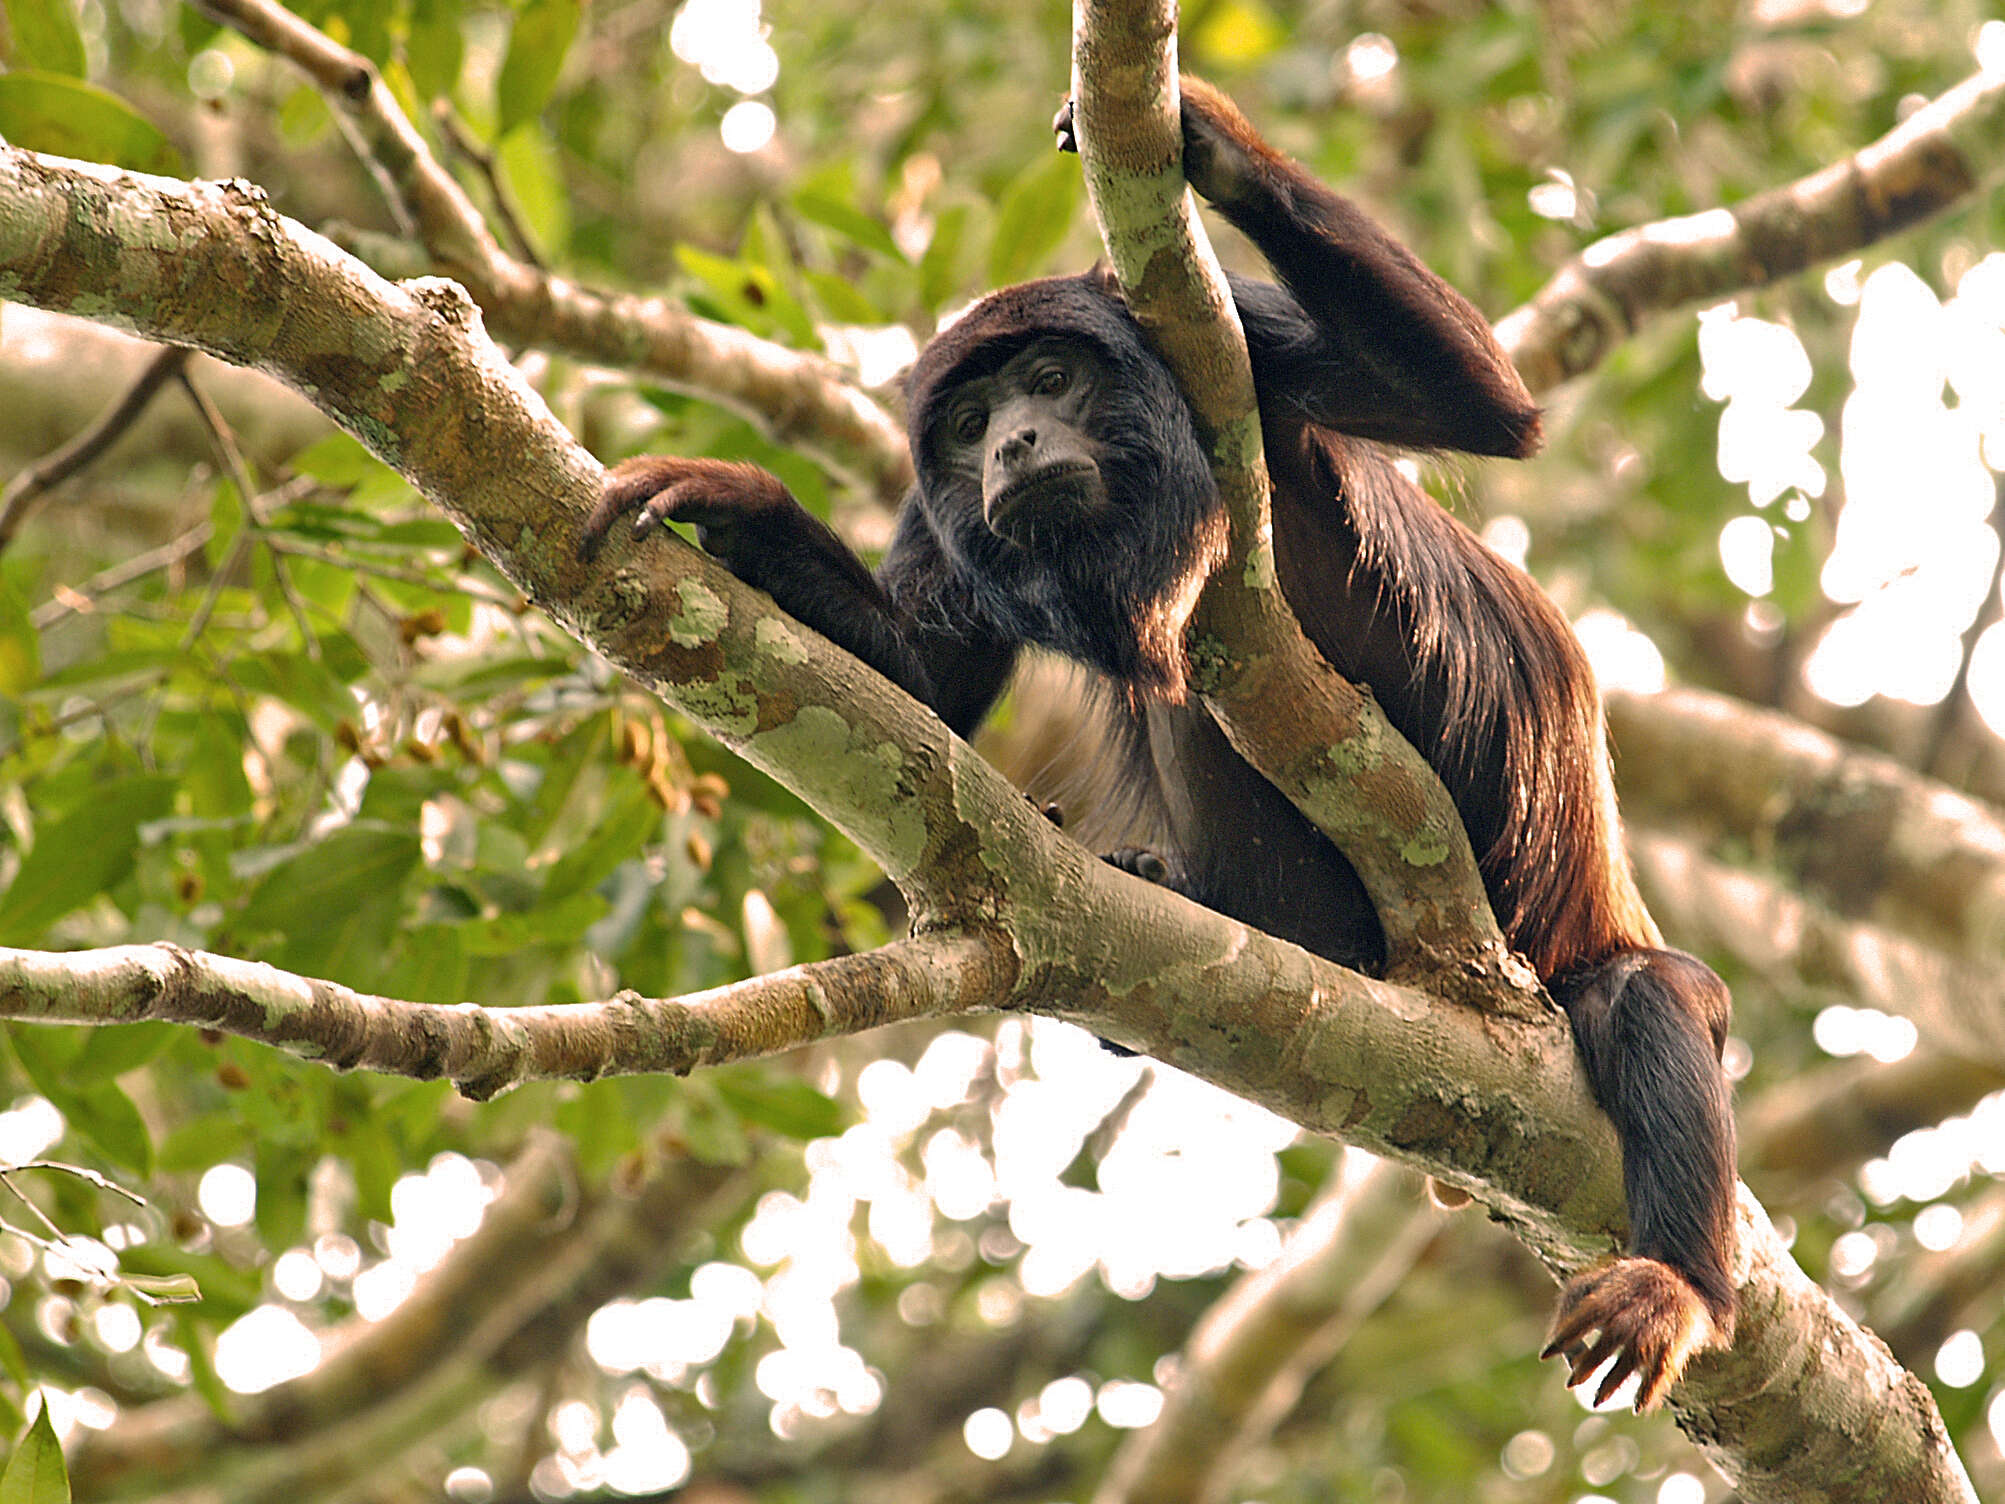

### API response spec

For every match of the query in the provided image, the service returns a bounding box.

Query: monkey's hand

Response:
[1542,1257,1730,1413]
[1176,78,1277,210]
[582,454,939,707]
[1052,80,1272,211]
[579,456,798,572]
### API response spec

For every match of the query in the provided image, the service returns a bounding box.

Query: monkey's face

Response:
[933,337,1110,550]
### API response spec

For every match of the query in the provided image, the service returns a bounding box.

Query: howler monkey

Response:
[582,79,1737,1413]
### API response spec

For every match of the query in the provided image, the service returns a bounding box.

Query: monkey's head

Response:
[905,273,1225,696]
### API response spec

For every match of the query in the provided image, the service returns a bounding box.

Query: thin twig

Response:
[177,369,323,659]
[0,345,191,553]
[31,523,212,629]
[434,102,547,270]
[265,535,521,608]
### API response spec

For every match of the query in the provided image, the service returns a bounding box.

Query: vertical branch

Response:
[1066,3,1516,980]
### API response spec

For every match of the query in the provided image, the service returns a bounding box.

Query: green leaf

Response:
[496,124,570,259]
[0,579,40,697]
[793,189,906,263]
[66,1023,174,1084]
[2,0,85,77]
[173,1311,232,1419]
[0,1400,70,1504]
[156,1111,254,1172]
[344,1120,401,1226]
[713,1069,845,1140]
[675,246,812,344]
[339,0,393,66]
[0,1322,28,1394]
[495,0,580,135]
[287,431,387,489]
[449,891,608,955]
[123,1243,260,1314]
[555,1080,642,1179]
[59,1081,153,1174]
[240,825,421,982]
[384,923,469,1004]
[802,269,881,325]
[988,150,1081,287]
[238,825,420,933]
[0,772,175,943]
[123,1273,202,1304]
[918,203,969,312]
[541,775,660,901]
[0,74,179,173]
[406,0,465,98]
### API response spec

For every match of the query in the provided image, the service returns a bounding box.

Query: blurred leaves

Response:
[1,0,84,77]
[0,74,180,173]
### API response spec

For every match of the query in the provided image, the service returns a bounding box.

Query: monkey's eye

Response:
[1033,365,1070,396]
[953,406,987,445]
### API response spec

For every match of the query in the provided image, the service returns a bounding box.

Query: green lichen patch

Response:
[668,578,730,647]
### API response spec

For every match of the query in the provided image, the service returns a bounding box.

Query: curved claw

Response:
[1542,1257,1726,1413]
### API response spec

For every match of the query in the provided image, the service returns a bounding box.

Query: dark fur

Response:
[583,79,1737,1410]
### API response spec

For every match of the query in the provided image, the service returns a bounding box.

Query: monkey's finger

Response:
[1565,1329,1623,1390]
[581,457,701,558]
[1590,1348,1642,1408]
[1052,97,1078,153]
[1541,1299,1601,1360]
[626,479,763,544]
[1631,1357,1677,1414]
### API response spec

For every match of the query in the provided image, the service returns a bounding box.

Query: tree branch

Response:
[0,937,1004,1098]
[1096,1157,1443,1504]
[71,1133,752,1502]
[1498,64,2005,394]
[0,343,189,553]
[1616,688,2005,1066]
[1745,1053,2005,1182]
[1066,0,1520,992]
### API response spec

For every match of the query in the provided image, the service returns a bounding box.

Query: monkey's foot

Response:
[1541,1257,1728,1412]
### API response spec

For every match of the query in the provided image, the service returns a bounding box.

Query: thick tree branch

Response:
[0,143,1604,1203]
[1498,64,2005,394]
[1616,688,2005,1064]
[193,0,912,506]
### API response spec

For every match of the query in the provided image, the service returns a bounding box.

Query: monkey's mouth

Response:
[985,462,1106,541]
